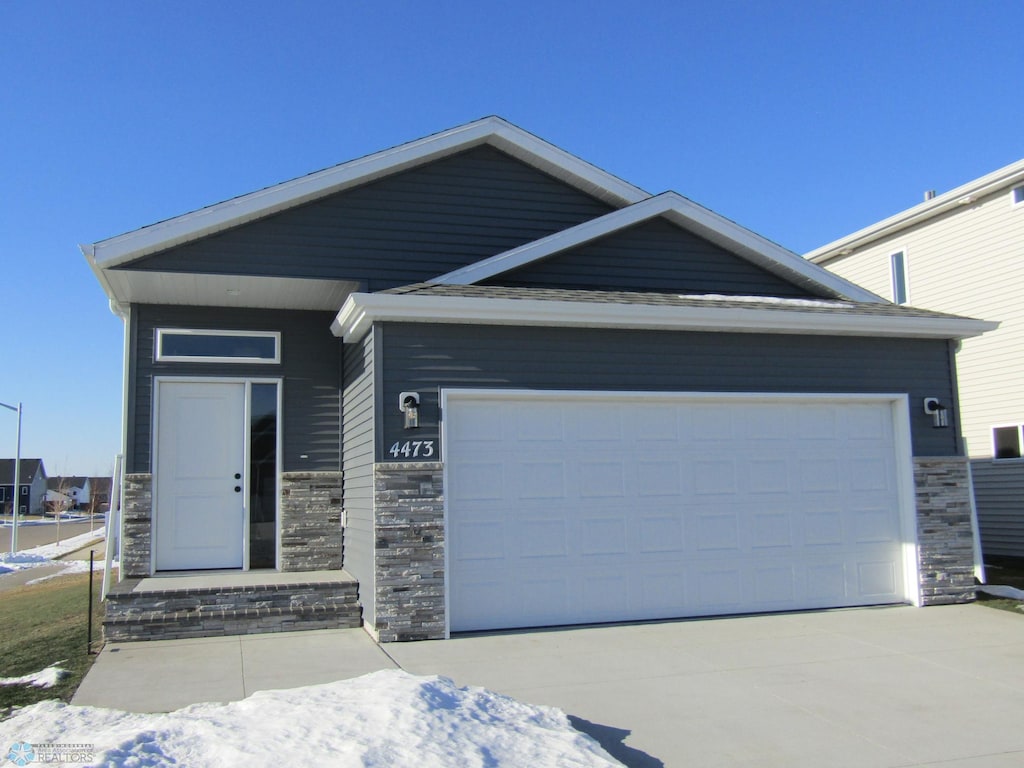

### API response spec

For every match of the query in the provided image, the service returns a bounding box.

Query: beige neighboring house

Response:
[807,159,1024,561]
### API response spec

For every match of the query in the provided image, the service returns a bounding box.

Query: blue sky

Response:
[1,1,1022,475]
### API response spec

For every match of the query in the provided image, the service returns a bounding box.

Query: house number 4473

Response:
[388,440,436,459]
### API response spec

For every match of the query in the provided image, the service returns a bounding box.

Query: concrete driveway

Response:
[74,604,1024,767]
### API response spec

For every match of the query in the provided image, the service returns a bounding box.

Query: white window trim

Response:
[1012,185,1024,208]
[991,423,1024,461]
[155,329,281,364]
[889,249,910,305]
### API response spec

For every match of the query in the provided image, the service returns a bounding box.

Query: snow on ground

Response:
[0,670,621,767]
[0,529,105,567]
[977,584,1024,601]
[0,529,106,579]
[0,664,68,689]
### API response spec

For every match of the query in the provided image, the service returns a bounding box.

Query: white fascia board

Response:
[436,192,885,304]
[90,117,650,269]
[331,292,997,343]
[807,158,1024,263]
[81,243,128,318]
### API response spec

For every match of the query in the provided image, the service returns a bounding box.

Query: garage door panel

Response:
[514,404,564,441]
[518,519,568,558]
[446,394,911,633]
[579,461,626,498]
[852,507,902,544]
[449,461,504,501]
[696,512,740,551]
[800,458,842,493]
[515,461,565,499]
[453,519,506,561]
[804,509,845,546]
[752,565,798,604]
[694,460,738,495]
[639,514,685,553]
[751,512,794,549]
[857,561,898,597]
[746,459,790,494]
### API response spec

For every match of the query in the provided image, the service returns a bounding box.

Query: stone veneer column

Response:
[373,462,445,642]
[121,473,153,577]
[914,457,976,605]
[279,472,344,571]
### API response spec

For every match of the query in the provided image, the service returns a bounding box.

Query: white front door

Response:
[155,381,246,571]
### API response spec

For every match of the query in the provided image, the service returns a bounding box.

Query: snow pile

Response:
[0,670,621,767]
[0,664,68,689]
[25,559,94,584]
[0,530,105,578]
[977,584,1024,601]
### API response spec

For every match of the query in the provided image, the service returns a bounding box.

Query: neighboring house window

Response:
[155,329,281,363]
[20,486,27,496]
[889,251,909,305]
[993,425,1023,459]
[1013,185,1024,207]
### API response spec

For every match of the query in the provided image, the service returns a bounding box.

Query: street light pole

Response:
[0,401,22,554]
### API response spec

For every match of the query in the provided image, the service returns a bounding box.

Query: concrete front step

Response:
[104,571,362,642]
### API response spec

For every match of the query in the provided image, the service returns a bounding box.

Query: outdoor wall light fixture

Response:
[923,397,949,428]
[399,392,420,429]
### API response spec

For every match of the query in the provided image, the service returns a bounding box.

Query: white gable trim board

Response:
[85,117,649,271]
[441,389,920,635]
[435,192,885,304]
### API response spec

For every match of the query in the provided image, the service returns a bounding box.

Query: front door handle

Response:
[234,473,241,480]
[234,486,242,493]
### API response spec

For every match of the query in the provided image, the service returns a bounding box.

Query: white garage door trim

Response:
[441,389,920,637]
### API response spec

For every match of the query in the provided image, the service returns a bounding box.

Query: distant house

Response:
[806,159,1024,561]
[0,458,48,516]
[85,476,113,512]
[46,476,91,511]
[85,117,993,643]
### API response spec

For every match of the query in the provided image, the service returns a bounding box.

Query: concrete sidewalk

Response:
[73,604,1024,767]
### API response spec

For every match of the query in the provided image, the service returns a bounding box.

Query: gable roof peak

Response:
[87,116,650,271]
[435,190,884,303]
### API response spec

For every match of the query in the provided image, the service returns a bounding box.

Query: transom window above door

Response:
[155,329,280,363]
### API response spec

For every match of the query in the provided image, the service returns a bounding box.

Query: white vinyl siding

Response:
[822,184,1024,458]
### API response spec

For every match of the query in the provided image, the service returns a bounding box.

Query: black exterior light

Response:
[923,397,949,428]
[400,392,420,429]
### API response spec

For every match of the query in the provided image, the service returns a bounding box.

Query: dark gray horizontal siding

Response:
[971,460,1024,559]
[121,147,614,289]
[485,217,814,297]
[342,329,377,625]
[128,305,340,474]
[378,323,959,459]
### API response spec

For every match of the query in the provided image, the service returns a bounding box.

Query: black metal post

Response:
[88,550,95,655]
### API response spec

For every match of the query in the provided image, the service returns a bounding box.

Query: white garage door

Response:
[444,390,914,633]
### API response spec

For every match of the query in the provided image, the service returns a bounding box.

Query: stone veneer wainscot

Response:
[373,462,445,642]
[913,457,977,605]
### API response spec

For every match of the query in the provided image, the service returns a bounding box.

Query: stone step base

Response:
[104,573,362,642]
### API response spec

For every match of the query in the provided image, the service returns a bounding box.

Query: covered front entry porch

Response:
[104,570,362,642]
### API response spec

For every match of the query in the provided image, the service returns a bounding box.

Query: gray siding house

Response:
[85,117,994,643]
[0,458,48,517]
